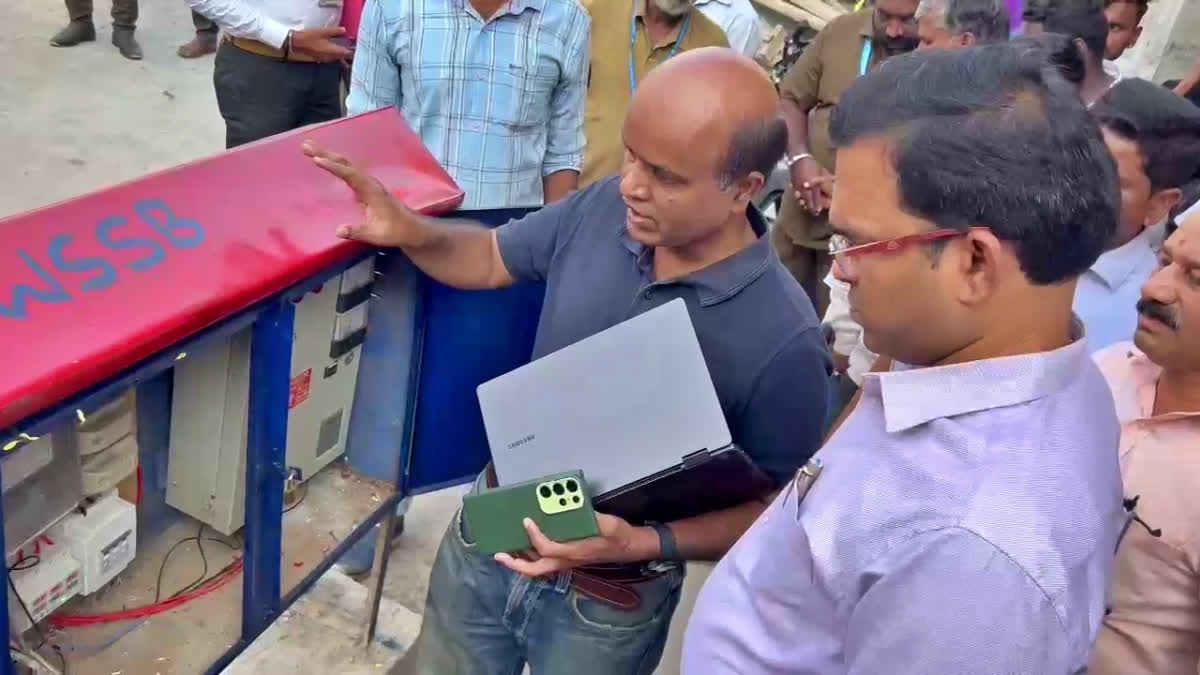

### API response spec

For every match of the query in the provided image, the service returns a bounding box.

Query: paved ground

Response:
[0,0,223,217]
[0,2,697,671]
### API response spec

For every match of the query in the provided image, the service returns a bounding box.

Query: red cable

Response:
[50,558,243,628]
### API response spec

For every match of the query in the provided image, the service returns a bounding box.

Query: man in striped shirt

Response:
[346,0,591,209]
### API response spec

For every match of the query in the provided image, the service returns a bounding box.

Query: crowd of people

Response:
[44,0,1200,671]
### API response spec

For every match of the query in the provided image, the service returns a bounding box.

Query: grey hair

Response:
[918,0,1011,44]
[916,0,950,21]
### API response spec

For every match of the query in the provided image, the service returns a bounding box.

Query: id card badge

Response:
[318,0,344,7]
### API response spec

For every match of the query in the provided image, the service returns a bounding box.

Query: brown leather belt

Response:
[226,36,317,63]
[482,465,670,611]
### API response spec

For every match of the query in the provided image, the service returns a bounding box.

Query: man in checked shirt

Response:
[345,0,590,210]
[334,0,588,575]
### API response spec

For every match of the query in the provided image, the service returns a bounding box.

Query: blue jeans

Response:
[410,508,684,675]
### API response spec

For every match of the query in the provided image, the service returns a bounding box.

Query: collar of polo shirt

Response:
[616,205,773,306]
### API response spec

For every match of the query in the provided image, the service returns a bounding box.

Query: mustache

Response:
[879,37,920,54]
[1136,298,1179,331]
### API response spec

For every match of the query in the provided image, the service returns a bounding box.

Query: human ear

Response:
[732,171,766,210]
[957,229,1004,305]
[1146,187,1183,228]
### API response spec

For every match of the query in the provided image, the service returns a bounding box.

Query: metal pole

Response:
[360,510,397,647]
[242,299,295,641]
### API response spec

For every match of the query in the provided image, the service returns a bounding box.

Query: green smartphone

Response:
[462,470,600,555]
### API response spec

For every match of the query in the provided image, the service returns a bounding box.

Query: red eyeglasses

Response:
[828,227,989,276]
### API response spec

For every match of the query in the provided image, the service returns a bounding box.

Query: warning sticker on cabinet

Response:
[289,369,312,409]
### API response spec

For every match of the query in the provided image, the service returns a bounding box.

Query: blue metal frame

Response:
[241,297,295,640]
[2,207,545,674]
[1,251,370,674]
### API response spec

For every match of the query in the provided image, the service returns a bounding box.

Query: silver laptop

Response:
[478,298,732,497]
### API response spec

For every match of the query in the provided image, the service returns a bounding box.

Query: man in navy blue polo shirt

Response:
[306,47,829,675]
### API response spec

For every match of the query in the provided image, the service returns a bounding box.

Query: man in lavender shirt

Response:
[683,44,1125,674]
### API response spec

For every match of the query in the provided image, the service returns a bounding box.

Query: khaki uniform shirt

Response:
[581,0,729,187]
[776,10,880,249]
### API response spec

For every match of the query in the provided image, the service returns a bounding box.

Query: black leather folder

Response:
[593,444,774,525]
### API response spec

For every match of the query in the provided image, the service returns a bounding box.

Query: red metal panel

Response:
[0,108,463,429]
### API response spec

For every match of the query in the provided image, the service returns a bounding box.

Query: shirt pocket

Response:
[738,496,819,599]
[492,39,558,133]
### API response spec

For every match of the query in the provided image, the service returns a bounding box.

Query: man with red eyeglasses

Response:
[683,43,1124,673]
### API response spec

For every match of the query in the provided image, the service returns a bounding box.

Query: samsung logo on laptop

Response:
[506,434,535,450]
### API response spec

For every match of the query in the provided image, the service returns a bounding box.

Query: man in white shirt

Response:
[694,0,762,59]
[1077,79,1200,350]
[187,0,355,148]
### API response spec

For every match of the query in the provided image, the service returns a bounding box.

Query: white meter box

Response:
[167,259,375,535]
[50,493,137,595]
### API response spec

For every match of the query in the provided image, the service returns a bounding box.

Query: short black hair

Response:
[944,0,1011,44]
[1103,0,1150,19]
[1018,32,1086,85]
[1022,0,1102,23]
[718,116,788,187]
[1044,6,1108,63]
[829,43,1118,285]
[1092,78,1200,191]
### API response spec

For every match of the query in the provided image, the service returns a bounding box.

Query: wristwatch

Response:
[645,521,680,561]
[783,152,814,169]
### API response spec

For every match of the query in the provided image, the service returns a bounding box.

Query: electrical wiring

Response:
[49,557,242,628]
[152,523,241,603]
[149,521,241,598]
[46,484,286,637]
[8,569,48,650]
[48,521,243,631]
[9,554,41,573]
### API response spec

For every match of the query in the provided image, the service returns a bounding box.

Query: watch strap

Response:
[646,521,680,561]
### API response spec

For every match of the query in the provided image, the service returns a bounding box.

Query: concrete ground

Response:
[0,1,700,671]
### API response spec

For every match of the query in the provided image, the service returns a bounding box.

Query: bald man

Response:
[305,48,830,675]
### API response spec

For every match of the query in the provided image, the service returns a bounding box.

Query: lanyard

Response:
[859,38,872,77]
[629,11,691,95]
